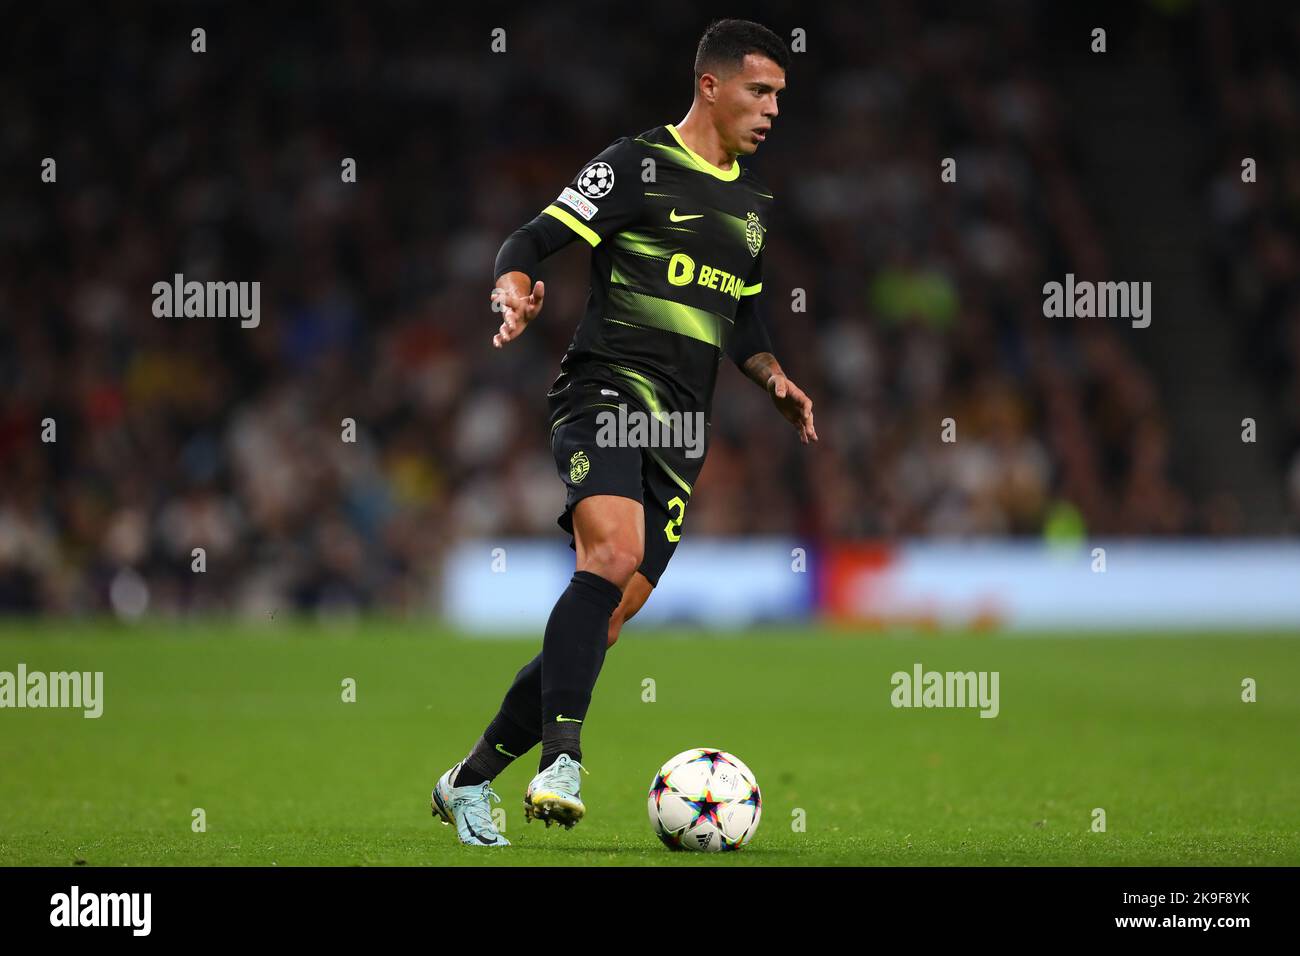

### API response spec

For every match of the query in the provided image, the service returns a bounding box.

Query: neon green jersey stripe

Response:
[648,450,693,495]
[610,230,675,258]
[543,204,600,247]
[634,137,696,172]
[606,288,727,347]
[606,362,663,418]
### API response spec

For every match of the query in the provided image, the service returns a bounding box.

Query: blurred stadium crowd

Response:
[1198,3,1300,532]
[0,2,1294,614]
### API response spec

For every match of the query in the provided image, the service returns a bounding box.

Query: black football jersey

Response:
[541,123,774,494]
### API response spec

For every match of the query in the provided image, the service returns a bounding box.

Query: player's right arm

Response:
[490,137,644,348]
[491,216,571,348]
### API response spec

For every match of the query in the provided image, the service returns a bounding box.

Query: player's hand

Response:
[767,373,818,444]
[490,278,545,348]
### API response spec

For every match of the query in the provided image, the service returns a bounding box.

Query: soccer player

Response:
[432,18,816,846]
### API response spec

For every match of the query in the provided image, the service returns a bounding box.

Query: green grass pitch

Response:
[1,620,1297,866]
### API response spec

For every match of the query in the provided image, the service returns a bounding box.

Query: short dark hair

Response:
[694,19,789,81]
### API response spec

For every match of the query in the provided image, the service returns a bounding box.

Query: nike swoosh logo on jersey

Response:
[556,714,583,723]
[669,209,704,222]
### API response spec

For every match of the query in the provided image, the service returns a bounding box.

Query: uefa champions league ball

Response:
[647,747,761,852]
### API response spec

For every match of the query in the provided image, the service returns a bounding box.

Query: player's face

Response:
[714,53,785,156]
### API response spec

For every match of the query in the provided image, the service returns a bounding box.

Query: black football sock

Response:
[454,708,539,787]
[453,653,545,786]
[539,721,584,773]
[538,570,623,772]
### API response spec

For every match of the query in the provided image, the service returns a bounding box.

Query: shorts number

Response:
[663,496,686,543]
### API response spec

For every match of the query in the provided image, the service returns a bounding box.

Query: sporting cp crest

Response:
[569,450,590,483]
[745,212,763,257]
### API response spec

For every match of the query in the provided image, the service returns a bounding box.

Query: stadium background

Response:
[2,0,1299,870]
[2,0,1299,626]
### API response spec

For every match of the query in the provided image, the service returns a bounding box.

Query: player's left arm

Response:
[725,253,818,445]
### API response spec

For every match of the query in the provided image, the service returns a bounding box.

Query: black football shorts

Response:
[549,384,692,588]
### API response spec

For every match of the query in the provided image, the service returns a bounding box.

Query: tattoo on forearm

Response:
[742,351,782,389]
